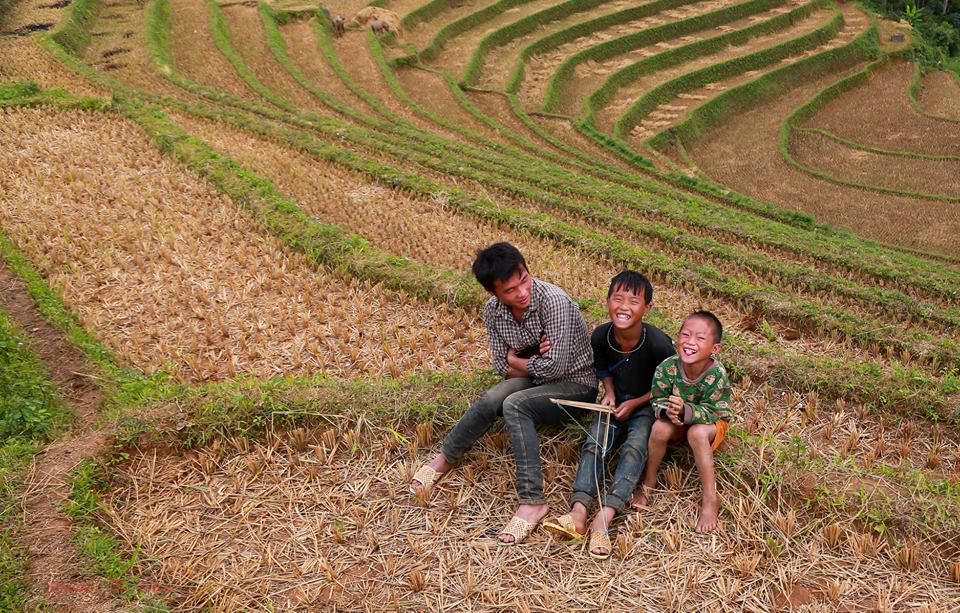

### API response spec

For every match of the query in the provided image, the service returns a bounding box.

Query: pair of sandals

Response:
[411,464,542,546]
[542,514,612,560]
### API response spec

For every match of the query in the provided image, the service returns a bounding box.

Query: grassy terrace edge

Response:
[615,7,845,137]
[582,0,826,124]
[541,0,788,113]
[779,58,960,203]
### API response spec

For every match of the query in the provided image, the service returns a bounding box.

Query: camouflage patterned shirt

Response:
[650,355,733,425]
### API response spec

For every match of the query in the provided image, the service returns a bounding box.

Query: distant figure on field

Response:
[631,311,733,533]
[370,19,390,35]
[332,14,345,37]
[410,242,597,546]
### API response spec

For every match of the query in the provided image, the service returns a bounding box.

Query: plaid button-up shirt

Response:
[482,279,596,390]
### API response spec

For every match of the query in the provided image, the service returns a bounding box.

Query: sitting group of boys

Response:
[409,243,732,559]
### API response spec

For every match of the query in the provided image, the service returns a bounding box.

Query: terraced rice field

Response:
[2,0,960,609]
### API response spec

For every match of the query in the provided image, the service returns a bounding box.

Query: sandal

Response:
[410,464,443,495]
[542,513,585,541]
[498,516,538,546]
[588,530,612,561]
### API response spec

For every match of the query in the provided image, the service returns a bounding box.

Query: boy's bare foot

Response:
[629,485,651,510]
[566,502,589,536]
[410,453,453,492]
[498,503,549,544]
[696,496,720,532]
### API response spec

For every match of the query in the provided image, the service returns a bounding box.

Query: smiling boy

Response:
[542,271,674,559]
[410,242,597,545]
[632,311,733,532]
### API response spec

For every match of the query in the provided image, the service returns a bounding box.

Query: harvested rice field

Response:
[918,70,960,120]
[3,0,960,609]
[0,108,486,382]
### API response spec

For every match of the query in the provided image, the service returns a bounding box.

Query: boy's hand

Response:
[600,391,616,408]
[539,333,551,356]
[666,395,684,425]
[613,399,638,421]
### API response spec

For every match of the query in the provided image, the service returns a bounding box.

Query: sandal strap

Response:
[411,464,441,489]
[500,516,537,544]
[589,530,612,558]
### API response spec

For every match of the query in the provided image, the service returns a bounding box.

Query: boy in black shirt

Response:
[543,271,674,559]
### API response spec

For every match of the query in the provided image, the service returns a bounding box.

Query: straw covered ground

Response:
[105,379,960,611]
[5,0,960,609]
[0,107,486,382]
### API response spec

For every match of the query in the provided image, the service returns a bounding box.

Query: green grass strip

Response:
[0,308,71,444]
[461,0,613,85]
[616,7,844,138]
[652,10,878,149]
[47,0,97,56]
[402,0,459,29]
[506,0,701,94]
[582,0,825,124]
[542,0,786,112]
[417,0,535,63]
[795,126,960,161]
[66,459,169,609]
[778,53,960,204]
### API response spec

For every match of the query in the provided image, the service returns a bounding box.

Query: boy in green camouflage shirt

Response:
[631,311,732,532]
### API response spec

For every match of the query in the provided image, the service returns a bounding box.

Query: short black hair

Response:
[684,310,723,343]
[607,270,653,303]
[472,242,527,292]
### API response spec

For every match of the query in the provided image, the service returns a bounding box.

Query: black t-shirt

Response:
[591,322,675,401]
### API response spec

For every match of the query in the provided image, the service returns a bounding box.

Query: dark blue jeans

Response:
[441,377,596,505]
[570,396,654,513]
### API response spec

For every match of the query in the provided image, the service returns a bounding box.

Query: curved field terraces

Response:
[3,0,960,609]
[917,69,960,120]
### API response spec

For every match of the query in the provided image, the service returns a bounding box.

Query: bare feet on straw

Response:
[629,485,651,510]
[410,453,453,492]
[498,503,549,544]
[696,495,720,533]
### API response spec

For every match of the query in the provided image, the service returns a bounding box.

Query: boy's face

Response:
[606,285,651,330]
[677,316,721,366]
[491,265,532,312]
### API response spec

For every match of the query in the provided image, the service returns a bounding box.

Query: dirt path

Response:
[0,264,116,611]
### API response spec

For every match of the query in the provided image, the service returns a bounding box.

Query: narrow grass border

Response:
[461,0,611,85]
[615,7,845,138]
[795,125,960,161]
[907,62,960,125]
[504,0,700,94]
[582,0,826,124]
[542,0,787,112]
[778,55,960,205]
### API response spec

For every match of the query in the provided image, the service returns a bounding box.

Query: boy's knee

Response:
[687,424,714,446]
[650,420,674,441]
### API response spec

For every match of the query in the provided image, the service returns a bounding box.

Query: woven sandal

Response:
[588,530,612,561]
[410,464,443,495]
[542,513,585,541]
[498,516,538,546]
